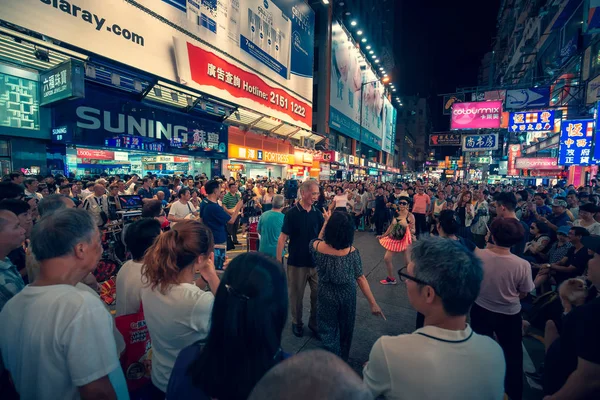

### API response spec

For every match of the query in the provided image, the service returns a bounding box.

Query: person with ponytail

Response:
[166,252,288,400]
[140,220,219,397]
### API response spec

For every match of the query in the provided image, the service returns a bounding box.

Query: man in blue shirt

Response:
[257,195,285,259]
[154,177,170,201]
[540,198,571,233]
[200,180,243,246]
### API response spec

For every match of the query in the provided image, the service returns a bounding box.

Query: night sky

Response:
[394,0,502,130]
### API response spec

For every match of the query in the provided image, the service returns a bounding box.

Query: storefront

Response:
[64,148,213,178]
[50,85,228,178]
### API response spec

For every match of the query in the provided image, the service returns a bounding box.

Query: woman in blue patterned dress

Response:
[310,210,383,361]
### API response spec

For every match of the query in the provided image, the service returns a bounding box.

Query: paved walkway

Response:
[273,231,545,400]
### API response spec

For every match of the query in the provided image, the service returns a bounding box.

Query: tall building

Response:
[471,0,599,186]
[395,96,432,172]
[310,0,401,179]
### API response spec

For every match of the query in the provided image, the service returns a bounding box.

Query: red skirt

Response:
[379,232,413,252]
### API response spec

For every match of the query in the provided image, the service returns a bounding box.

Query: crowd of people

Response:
[0,169,599,400]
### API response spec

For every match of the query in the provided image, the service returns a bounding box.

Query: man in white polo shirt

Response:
[363,237,506,400]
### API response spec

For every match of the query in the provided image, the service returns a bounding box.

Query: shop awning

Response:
[0,25,326,147]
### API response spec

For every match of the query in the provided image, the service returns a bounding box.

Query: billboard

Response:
[462,133,499,152]
[2,0,314,129]
[514,157,559,170]
[508,110,555,132]
[505,88,550,110]
[451,101,502,130]
[558,119,594,166]
[52,86,229,159]
[329,21,395,154]
[429,133,461,146]
[381,97,397,155]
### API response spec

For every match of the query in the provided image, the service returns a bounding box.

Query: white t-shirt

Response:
[363,325,505,400]
[573,219,600,235]
[115,260,144,317]
[333,194,348,209]
[168,200,197,222]
[0,285,122,400]
[141,283,214,392]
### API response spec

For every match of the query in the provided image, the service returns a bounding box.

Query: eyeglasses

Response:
[399,202,408,205]
[398,267,433,287]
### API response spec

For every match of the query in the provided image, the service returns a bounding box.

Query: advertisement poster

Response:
[559,119,594,166]
[450,101,502,130]
[329,21,394,153]
[508,110,555,132]
[381,97,397,155]
[2,0,314,129]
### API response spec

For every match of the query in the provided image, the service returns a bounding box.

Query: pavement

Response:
[237,231,547,400]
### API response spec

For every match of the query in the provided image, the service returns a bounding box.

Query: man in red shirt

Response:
[411,186,431,237]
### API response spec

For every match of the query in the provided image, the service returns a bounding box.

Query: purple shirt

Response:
[475,248,535,315]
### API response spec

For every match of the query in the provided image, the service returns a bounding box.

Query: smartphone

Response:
[214,245,226,271]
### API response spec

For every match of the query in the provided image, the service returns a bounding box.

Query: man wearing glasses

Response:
[363,237,506,400]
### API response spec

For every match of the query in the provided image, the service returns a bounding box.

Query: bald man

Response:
[248,350,372,400]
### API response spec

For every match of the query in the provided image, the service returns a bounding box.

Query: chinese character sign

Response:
[559,119,594,166]
[462,133,499,152]
[508,110,555,132]
[429,133,461,146]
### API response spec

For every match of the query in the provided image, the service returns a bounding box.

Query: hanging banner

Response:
[508,110,555,132]
[505,87,551,110]
[514,157,559,170]
[442,94,464,115]
[2,0,315,129]
[429,133,461,146]
[559,119,594,166]
[507,144,522,176]
[451,101,502,130]
[462,133,499,152]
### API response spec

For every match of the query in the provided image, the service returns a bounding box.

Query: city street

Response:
[274,232,546,400]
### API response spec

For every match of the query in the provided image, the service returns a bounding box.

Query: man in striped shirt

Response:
[223,183,242,245]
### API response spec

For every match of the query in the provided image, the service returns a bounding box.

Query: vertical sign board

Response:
[559,119,594,166]
[40,59,85,106]
[507,144,521,176]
